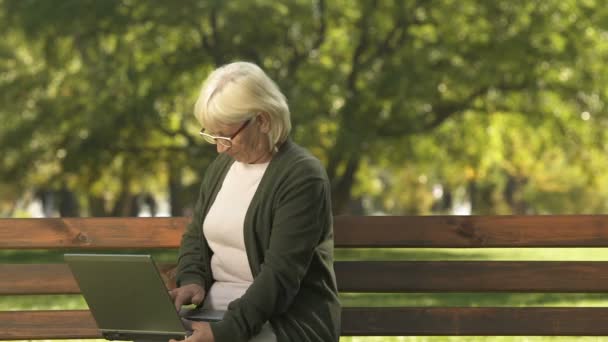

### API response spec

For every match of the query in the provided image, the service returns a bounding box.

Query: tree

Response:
[1,0,608,216]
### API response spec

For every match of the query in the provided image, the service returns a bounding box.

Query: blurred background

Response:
[4,3,608,342]
[2,0,608,218]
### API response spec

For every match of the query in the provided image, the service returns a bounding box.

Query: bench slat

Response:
[4,307,608,339]
[342,307,608,335]
[2,264,79,295]
[335,261,608,292]
[0,263,177,295]
[0,310,100,340]
[6,261,608,295]
[0,217,187,249]
[335,215,608,247]
[4,216,608,249]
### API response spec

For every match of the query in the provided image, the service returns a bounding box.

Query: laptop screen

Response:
[65,254,187,340]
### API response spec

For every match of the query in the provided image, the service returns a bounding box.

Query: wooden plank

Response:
[5,308,608,339]
[0,217,188,249]
[7,261,608,295]
[334,215,608,247]
[341,307,608,335]
[2,264,79,295]
[1,263,177,295]
[5,215,608,248]
[335,261,608,292]
[0,310,101,340]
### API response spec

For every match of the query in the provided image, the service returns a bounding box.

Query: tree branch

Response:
[424,86,492,130]
[209,6,223,66]
[356,1,422,78]
[285,0,327,81]
[326,2,376,181]
[346,0,376,93]
[191,4,223,67]
[376,77,539,137]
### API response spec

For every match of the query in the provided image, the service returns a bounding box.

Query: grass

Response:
[4,247,608,341]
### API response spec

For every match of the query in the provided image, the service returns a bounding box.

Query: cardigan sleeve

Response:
[175,179,210,290]
[210,161,331,341]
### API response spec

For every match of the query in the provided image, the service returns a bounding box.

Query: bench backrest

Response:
[2,215,608,339]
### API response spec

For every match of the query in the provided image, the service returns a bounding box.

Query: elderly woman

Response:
[169,62,341,342]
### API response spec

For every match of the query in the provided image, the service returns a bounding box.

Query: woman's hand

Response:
[169,321,215,342]
[169,284,206,311]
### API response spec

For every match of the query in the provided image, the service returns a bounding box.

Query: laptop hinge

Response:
[102,329,187,341]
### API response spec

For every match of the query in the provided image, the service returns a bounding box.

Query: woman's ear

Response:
[257,112,271,134]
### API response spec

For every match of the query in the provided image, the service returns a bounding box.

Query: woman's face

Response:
[210,114,272,164]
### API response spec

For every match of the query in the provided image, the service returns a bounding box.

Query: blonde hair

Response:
[194,62,291,151]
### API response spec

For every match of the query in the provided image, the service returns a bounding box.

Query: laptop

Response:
[64,253,225,341]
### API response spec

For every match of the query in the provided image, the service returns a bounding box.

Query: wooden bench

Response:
[3,215,608,339]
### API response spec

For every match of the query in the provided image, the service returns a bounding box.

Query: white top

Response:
[202,160,269,310]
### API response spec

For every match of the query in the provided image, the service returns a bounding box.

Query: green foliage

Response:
[1,0,608,215]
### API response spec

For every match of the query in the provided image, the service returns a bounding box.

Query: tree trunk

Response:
[87,195,108,217]
[111,170,135,217]
[331,155,361,215]
[504,174,529,214]
[111,191,136,217]
[468,180,477,214]
[169,162,184,217]
[58,187,80,217]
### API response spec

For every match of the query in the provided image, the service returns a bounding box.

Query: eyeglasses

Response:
[199,118,252,148]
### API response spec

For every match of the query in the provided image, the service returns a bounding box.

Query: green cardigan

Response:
[176,139,341,342]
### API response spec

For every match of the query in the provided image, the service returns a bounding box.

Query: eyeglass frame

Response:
[199,117,253,148]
